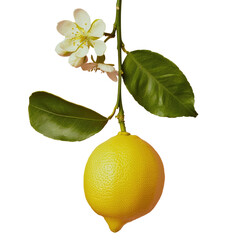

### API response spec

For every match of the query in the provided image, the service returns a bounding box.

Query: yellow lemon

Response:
[84,132,165,232]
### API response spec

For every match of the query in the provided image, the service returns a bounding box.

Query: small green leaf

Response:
[122,50,198,118]
[29,91,108,141]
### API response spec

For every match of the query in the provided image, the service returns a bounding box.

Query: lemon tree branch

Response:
[115,0,126,132]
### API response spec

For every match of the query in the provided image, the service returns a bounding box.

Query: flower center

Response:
[70,31,89,48]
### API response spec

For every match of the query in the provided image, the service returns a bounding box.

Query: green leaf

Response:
[122,50,198,118]
[28,91,108,141]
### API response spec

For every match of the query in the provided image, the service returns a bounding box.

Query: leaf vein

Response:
[30,104,107,122]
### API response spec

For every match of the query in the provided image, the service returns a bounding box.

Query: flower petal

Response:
[88,19,106,38]
[60,39,78,52]
[57,20,79,38]
[98,63,115,72]
[75,44,89,57]
[68,53,86,68]
[93,40,106,56]
[74,9,91,32]
[81,63,97,71]
[107,71,118,82]
[55,42,71,56]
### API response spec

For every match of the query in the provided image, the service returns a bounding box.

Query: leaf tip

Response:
[191,107,198,118]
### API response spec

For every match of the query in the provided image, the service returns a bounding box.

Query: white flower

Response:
[81,62,118,82]
[56,9,106,68]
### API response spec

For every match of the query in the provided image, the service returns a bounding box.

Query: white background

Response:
[0,0,240,239]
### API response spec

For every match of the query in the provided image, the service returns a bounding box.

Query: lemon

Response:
[84,132,165,232]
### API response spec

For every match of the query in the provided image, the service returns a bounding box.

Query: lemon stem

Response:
[115,0,126,132]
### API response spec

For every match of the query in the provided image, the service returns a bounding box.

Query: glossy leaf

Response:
[29,91,108,141]
[123,50,198,117]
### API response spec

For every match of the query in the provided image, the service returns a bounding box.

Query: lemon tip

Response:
[104,217,125,233]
